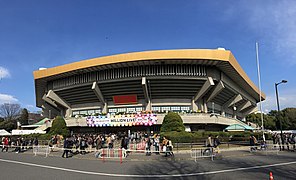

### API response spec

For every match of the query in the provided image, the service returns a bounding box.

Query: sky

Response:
[0,0,295,113]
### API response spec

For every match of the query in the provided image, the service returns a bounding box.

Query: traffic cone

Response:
[269,172,274,180]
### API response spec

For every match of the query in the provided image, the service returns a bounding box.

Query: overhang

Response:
[33,49,265,107]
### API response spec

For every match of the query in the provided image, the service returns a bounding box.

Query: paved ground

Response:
[0,148,296,180]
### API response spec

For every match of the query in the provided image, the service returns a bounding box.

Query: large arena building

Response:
[33,49,265,132]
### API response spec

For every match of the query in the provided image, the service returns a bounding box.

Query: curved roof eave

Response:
[33,49,265,100]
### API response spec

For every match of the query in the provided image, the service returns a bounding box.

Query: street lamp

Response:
[275,79,287,150]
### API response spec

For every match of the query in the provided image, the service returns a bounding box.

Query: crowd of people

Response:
[3,131,296,159]
[47,131,175,158]
[249,132,296,152]
[1,136,39,153]
[272,132,296,151]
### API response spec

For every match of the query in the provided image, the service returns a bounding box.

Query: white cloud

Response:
[26,105,34,109]
[0,93,18,104]
[222,1,296,65]
[0,67,10,79]
[25,104,39,112]
[247,1,296,65]
[262,91,296,113]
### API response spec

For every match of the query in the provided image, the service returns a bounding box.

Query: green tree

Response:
[246,113,261,125]
[160,112,185,132]
[0,119,17,132]
[263,114,276,130]
[18,108,29,125]
[282,108,296,129]
[49,116,69,137]
[246,113,276,130]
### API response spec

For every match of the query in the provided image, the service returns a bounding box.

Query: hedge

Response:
[160,131,271,143]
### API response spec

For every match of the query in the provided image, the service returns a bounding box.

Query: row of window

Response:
[72,106,192,116]
[48,64,207,90]
[72,109,101,116]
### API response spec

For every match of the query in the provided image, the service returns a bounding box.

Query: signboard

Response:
[86,113,157,127]
[113,95,137,105]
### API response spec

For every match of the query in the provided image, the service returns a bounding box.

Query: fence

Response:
[250,143,280,155]
[191,147,217,161]
[95,148,126,164]
[33,145,50,157]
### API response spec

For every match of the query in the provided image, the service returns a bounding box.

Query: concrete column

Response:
[221,107,225,116]
[203,99,208,113]
[146,100,152,111]
[141,77,150,103]
[193,77,215,102]
[102,102,108,114]
[92,82,105,104]
[191,99,198,112]
[46,90,72,118]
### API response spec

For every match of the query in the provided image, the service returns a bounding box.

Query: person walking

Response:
[2,137,9,152]
[162,136,169,157]
[250,135,257,152]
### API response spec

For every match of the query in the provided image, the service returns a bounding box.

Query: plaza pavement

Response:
[0,147,295,180]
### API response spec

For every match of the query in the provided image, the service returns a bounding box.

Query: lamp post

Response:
[275,80,287,151]
[148,80,152,111]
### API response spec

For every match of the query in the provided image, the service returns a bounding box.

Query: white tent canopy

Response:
[0,129,11,136]
[11,129,46,135]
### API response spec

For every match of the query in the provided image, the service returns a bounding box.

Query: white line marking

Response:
[0,158,295,178]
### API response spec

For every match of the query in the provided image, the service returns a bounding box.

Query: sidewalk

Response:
[42,146,256,162]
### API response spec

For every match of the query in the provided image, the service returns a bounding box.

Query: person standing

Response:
[167,138,174,157]
[62,137,69,158]
[154,134,160,154]
[203,134,213,155]
[145,137,152,156]
[213,135,221,153]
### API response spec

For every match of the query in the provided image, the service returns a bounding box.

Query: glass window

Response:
[181,107,190,111]
[126,108,135,113]
[171,107,180,111]
[73,111,79,115]
[95,109,101,113]
[79,110,87,115]
[88,110,95,115]
[152,107,161,112]
[161,107,171,112]
[109,109,117,113]
[136,107,143,112]
[117,108,126,112]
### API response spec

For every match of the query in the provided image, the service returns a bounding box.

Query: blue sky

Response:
[0,0,295,113]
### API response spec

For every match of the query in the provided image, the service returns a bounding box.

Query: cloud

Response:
[247,1,296,64]
[262,91,296,113]
[0,93,18,104]
[26,105,34,109]
[0,67,10,79]
[222,1,296,65]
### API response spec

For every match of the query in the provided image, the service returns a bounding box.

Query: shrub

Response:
[160,112,185,132]
[49,116,69,137]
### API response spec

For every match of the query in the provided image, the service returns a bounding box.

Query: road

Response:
[0,149,295,180]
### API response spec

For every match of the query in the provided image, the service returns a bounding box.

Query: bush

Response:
[49,116,69,137]
[160,112,185,132]
[159,131,267,143]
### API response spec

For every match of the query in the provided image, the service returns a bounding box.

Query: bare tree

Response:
[0,103,21,121]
